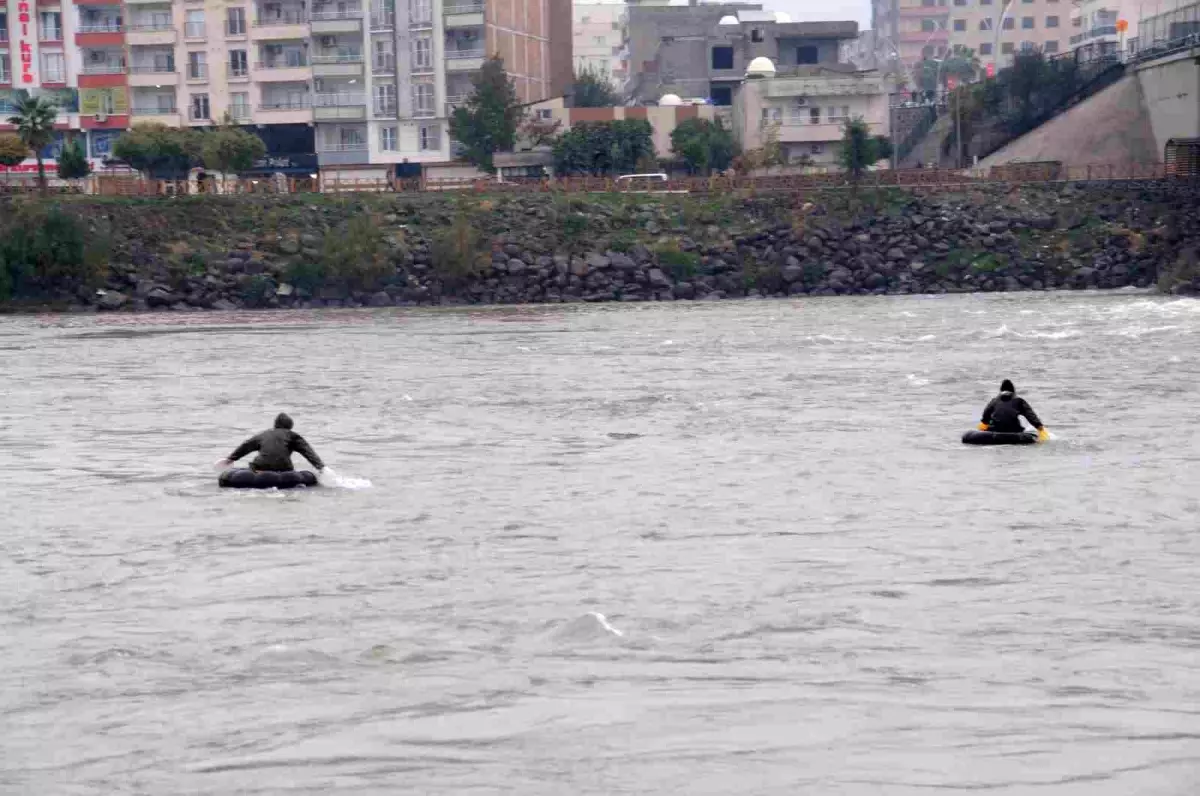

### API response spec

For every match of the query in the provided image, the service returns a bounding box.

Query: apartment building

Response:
[573,1,627,87]
[872,0,1070,73]
[0,0,572,180]
[624,4,858,106]
[1069,0,1138,60]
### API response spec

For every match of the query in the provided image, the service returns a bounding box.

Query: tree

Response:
[449,55,522,172]
[669,117,738,175]
[57,138,91,186]
[113,123,202,179]
[552,119,654,176]
[915,47,980,94]
[735,122,788,175]
[571,64,619,108]
[7,91,59,194]
[201,127,266,190]
[838,117,889,188]
[0,133,29,186]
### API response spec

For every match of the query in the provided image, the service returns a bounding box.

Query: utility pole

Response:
[955,86,964,169]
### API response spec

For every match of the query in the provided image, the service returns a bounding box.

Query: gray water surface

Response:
[2,294,1199,795]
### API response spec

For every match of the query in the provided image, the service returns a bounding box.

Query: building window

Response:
[230,91,250,119]
[419,123,439,151]
[797,45,818,64]
[374,83,397,115]
[412,35,432,71]
[981,0,992,4]
[953,19,966,31]
[711,46,733,70]
[809,106,820,124]
[979,18,993,30]
[90,130,120,158]
[41,51,65,82]
[1020,40,1035,51]
[374,37,396,71]
[536,108,552,120]
[226,7,246,36]
[190,93,210,120]
[1022,16,1034,28]
[1044,39,1059,52]
[922,45,935,58]
[1046,15,1059,27]
[410,0,432,25]
[188,51,207,80]
[1001,41,1015,53]
[380,126,397,151]
[979,42,993,54]
[710,85,732,106]
[1003,17,1015,29]
[921,19,938,32]
[39,11,62,40]
[751,28,764,42]
[229,50,248,77]
[922,0,935,6]
[185,10,205,38]
[412,81,434,116]
[810,143,823,155]
[954,0,967,5]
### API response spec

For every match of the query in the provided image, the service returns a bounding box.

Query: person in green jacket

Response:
[221,413,325,472]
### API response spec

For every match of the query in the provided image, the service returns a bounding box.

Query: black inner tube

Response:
[219,469,319,489]
[961,430,1038,446]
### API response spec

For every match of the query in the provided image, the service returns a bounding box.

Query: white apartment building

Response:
[1,0,570,180]
[573,1,626,86]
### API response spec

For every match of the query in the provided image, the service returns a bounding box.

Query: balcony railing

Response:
[445,48,485,60]
[259,98,311,110]
[229,106,252,120]
[42,71,67,83]
[370,13,393,30]
[229,65,249,78]
[257,57,309,68]
[226,21,248,35]
[372,55,396,72]
[187,64,209,79]
[128,22,173,32]
[255,11,307,24]
[40,28,63,41]
[313,92,365,106]
[413,104,436,118]
[130,64,176,73]
[317,141,368,152]
[78,22,124,34]
[411,57,434,73]
[310,7,363,20]
[312,52,363,63]
[189,107,211,120]
[444,1,483,12]
[81,62,127,74]
[184,22,206,38]
[132,104,178,114]
[373,102,397,116]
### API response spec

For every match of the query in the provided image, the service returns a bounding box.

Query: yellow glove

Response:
[977,422,989,431]
[1038,427,1050,443]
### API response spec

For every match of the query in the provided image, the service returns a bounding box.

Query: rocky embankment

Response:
[5,180,1200,313]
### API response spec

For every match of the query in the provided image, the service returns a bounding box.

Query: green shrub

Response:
[430,208,483,288]
[285,259,326,293]
[654,242,700,280]
[321,215,391,291]
[240,274,272,307]
[608,229,639,252]
[0,203,107,300]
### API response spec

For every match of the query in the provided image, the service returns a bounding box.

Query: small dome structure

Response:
[718,14,740,25]
[774,11,792,23]
[745,56,777,78]
[658,93,683,106]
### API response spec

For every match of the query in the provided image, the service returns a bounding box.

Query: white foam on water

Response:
[317,466,373,490]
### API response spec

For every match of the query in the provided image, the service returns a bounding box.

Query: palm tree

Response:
[7,91,59,193]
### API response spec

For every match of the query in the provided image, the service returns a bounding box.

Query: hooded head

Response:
[274,412,294,430]
[1000,379,1015,394]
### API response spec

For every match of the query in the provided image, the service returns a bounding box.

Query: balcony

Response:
[126,23,177,46]
[189,106,211,121]
[186,64,209,81]
[252,12,308,40]
[311,6,363,34]
[413,103,436,119]
[373,101,398,117]
[256,58,310,81]
[131,105,181,125]
[312,52,364,77]
[445,48,485,71]
[444,1,484,27]
[184,21,206,39]
[317,140,369,166]
[39,27,64,43]
[226,21,250,37]
[228,65,251,81]
[314,91,366,108]
[313,106,368,121]
[76,21,124,46]
[228,106,253,122]
[260,98,311,110]
[370,13,394,31]
[129,64,179,86]
[372,54,396,74]
[80,62,127,75]
[775,119,883,143]
[1072,24,1119,43]
[445,93,470,115]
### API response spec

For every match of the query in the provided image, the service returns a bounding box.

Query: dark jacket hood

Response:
[274,413,294,429]
[1000,379,1015,393]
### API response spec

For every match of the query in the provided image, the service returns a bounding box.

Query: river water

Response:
[2,293,1199,795]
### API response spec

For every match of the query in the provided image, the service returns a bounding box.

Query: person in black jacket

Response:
[980,379,1048,438]
[221,413,325,472]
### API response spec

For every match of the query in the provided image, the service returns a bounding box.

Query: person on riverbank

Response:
[220,413,325,472]
[979,380,1049,441]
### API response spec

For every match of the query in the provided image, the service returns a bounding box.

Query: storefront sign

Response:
[79,87,129,116]
[10,0,39,85]
[248,153,318,174]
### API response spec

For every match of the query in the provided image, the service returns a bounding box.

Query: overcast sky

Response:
[760,0,872,28]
